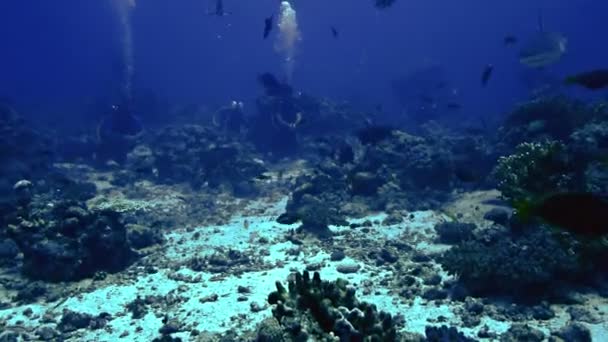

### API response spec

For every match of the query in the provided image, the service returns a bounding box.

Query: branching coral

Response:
[266,271,397,341]
[492,140,579,203]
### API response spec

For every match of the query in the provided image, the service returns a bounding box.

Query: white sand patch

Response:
[0,198,607,341]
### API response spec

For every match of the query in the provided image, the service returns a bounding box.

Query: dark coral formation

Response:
[2,179,136,282]
[439,227,584,298]
[278,125,496,235]
[0,103,54,199]
[434,221,476,244]
[497,96,597,147]
[493,140,579,203]
[266,271,398,341]
[493,97,608,203]
[278,163,350,237]
[131,125,266,193]
[425,325,477,342]
[250,83,369,157]
[441,97,608,301]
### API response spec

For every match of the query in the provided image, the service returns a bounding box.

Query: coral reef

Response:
[279,125,496,234]
[0,104,54,198]
[492,97,608,205]
[439,226,583,298]
[492,140,579,203]
[425,325,477,342]
[2,180,136,281]
[434,221,476,244]
[278,163,350,237]
[498,96,596,147]
[130,124,267,193]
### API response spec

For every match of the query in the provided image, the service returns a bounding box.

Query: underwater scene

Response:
[1,0,608,341]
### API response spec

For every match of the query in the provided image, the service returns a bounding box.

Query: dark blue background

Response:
[1,0,607,125]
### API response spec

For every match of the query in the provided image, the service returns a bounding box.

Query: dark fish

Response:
[331,26,339,38]
[454,167,480,183]
[504,35,518,45]
[356,125,394,145]
[374,0,397,9]
[255,174,272,181]
[257,72,293,97]
[447,102,462,110]
[263,15,273,39]
[565,69,608,90]
[419,94,435,104]
[481,64,494,87]
[517,192,608,237]
[208,0,230,16]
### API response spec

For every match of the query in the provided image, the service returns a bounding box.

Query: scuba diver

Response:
[212,100,246,135]
[96,97,143,164]
[249,73,310,157]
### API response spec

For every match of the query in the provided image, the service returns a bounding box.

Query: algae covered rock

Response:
[498,96,594,146]
[145,124,266,192]
[434,221,476,244]
[5,191,136,281]
[439,227,582,298]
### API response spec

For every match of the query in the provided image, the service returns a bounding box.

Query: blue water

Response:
[1,0,607,125]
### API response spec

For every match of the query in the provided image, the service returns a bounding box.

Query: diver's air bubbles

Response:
[275,1,301,83]
[110,0,136,101]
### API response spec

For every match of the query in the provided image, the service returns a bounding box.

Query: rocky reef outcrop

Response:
[126,124,266,195]
[3,180,136,282]
[278,125,496,237]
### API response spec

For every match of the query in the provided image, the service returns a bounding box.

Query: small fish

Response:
[356,125,394,145]
[504,35,518,45]
[263,15,273,39]
[481,64,494,87]
[516,192,608,237]
[208,0,230,16]
[331,26,339,38]
[564,69,608,90]
[446,103,462,110]
[419,94,435,104]
[374,0,397,9]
